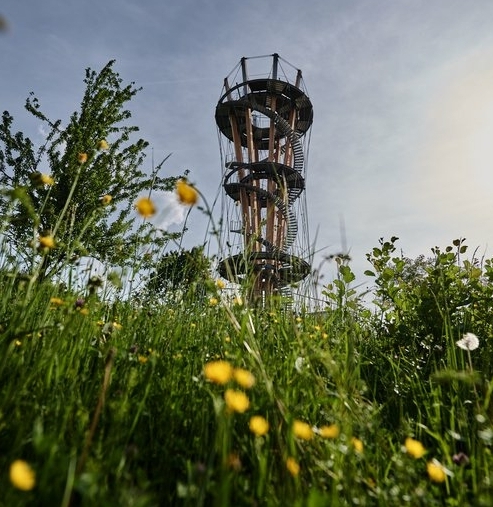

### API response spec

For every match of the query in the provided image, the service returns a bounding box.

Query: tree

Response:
[0,60,182,281]
[144,246,213,303]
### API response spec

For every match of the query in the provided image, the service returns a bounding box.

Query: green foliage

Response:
[143,245,213,303]
[0,60,182,279]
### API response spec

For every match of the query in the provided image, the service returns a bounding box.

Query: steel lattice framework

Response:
[216,54,313,305]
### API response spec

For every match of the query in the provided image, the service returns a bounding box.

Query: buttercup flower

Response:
[176,179,199,206]
[204,360,233,385]
[216,279,226,290]
[50,297,65,306]
[136,197,156,218]
[351,437,364,453]
[319,424,340,439]
[100,194,112,206]
[292,420,314,441]
[286,457,300,477]
[39,235,55,250]
[9,460,36,491]
[405,437,426,458]
[456,332,479,351]
[224,389,250,413]
[427,459,447,483]
[249,415,269,436]
[209,297,219,307]
[77,152,88,164]
[97,139,109,150]
[233,368,255,389]
[30,172,54,186]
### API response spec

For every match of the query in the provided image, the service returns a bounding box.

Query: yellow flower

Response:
[351,437,364,453]
[286,457,300,477]
[209,297,219,307]
[249,415,269,436]
[29,172,55,186]
[78,308,90,316]
[138,355,148,364]
[176,179,199,206]
[136,196,156,218]
[233,296,243,306]
[319,424,340,439]
[97,139,109,150]
[405,437,426,459]
[216,279,226,290]
[50,297,65,306]
[224,389,250,413]
[100,194,112,206]
[77,152,88,164]
[233,368,255,389]
[427,459,447,483]
[204,360,233,385]
[40,174,54,185]
[39,235,55,249]
[292,420,314,441]
[9,460,36,491]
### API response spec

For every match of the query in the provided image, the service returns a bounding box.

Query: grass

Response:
[1,252,493,507]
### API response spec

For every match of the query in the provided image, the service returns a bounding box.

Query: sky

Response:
[2,0,493,303]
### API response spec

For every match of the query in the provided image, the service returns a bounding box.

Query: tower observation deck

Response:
[215,54,313,305]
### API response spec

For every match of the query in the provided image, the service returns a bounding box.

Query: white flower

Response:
[456,332,479,351]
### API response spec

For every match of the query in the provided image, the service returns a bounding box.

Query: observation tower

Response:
[215,54,313,305]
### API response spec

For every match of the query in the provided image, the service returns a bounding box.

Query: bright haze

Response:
[2,1,493,299]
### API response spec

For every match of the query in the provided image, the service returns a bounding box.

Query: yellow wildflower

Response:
[100,194,112,206]
[351,437,364,453]
[427,459,447,483]
[50,297,65,306]
[233,368,255,389]
[97,139,109,150]
[29,172,54,186]
[224,389,250,413]
[136,197,156,218]
[405,437,426,459]
[40,174,54,185]
[249,415,269,437]
[292,420,314,441]
[319,424,340,439]
[9,460,36,491]
[15,340,22,346]
[233,296,243,306]
[204,360,233,385]
[77,152,88,164]
[176,179,199,206]
[216,279,226,290]
[209,297,219,307]
[286,457,300,477]
[78,308,90,316]
[138,355,148,364]
[39,235,55,250]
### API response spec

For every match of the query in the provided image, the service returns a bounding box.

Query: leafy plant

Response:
[0,60,182,281]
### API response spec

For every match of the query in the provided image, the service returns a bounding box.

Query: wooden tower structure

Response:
[216,54,313,305]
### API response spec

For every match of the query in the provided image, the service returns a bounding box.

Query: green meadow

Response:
[2,62,493,506]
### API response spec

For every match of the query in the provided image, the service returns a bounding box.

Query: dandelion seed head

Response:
[456,332,479,351]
